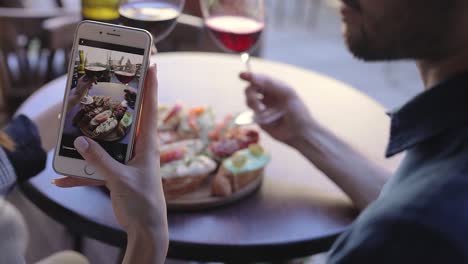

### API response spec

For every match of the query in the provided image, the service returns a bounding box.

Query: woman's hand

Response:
[53,65,168,263]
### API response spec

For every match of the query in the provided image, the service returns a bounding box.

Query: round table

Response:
[17,52,400,262]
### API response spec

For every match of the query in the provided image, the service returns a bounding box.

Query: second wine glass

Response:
[200,0,264,71]
[119,0,186,44]
[201,0,285,126]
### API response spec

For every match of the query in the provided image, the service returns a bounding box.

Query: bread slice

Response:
[163,172,210,199]
[211,146,269,197]
[161,155,217,199]
[211,165,264,197]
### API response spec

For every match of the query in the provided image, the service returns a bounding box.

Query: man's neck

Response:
[417,48,468,89]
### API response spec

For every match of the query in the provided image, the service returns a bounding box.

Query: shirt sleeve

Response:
[327,219,463,264]
[2,115,47,183]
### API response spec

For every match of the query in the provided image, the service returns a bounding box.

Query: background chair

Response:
[0,7,74,116]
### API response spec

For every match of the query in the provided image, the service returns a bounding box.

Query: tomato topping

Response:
[188,111,200,132]
[95,114,109,124]
[209,115,233,141]
[209,139,241,158]
[189,106,205,115]
[187,106,206,131]
[244,129,260,144]
[163,104,182,123]
[160,148,186,164]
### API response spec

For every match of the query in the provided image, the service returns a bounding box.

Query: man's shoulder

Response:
[370,171,468,237]
[328,213,465,264]
[327,179,468,263]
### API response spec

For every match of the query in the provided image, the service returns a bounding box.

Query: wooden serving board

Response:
[167,173,263,211]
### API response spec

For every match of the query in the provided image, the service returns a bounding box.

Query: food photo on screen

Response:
[59,39,144,163]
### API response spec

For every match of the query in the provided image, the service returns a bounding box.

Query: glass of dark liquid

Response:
[82,64,107,104]
[115,71,136,84]
[201,0,264,71]
[115,63,136,86]
[119,0,186,48]
[201,0,284,125]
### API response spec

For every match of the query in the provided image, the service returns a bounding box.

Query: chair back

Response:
[0,7,69,115]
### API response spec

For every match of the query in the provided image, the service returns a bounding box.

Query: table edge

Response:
[19,181,348,261]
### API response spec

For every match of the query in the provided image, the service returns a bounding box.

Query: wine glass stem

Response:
[241,52,252,72]
[151,42,158,55]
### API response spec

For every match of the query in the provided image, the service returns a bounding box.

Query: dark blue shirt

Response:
[0,115,46,195]
[328,72,468,263]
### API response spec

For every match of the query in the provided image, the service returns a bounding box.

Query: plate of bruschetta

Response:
[158,103,270,211]
[73,95,133,141]
[72,79,136,143]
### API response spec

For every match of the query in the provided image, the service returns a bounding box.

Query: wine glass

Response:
[115,65,136,86]
[200,0,285,125]
[119,0,186,48]
[82,63,106,104]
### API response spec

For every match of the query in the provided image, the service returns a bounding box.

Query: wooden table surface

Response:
[17,52,400,262]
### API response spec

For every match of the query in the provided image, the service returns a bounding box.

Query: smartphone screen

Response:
[58,38,144,163]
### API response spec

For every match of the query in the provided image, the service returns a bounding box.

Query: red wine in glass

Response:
[119,2,180,43]
[205,16,264,53]
[114,71,135,84]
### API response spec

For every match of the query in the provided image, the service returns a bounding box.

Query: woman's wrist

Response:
[125,224,169,264]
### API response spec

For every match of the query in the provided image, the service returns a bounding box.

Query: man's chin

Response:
[344,33,369,60]
[344,33,392,61]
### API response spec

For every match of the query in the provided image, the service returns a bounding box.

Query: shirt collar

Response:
[386,71,468,157]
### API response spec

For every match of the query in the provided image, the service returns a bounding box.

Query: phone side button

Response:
[84,165,95,175]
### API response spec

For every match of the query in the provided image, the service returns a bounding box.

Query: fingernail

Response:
[51,179,57,185]
[74,137,89,153]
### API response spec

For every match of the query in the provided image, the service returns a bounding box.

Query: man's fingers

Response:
[240,72,293,99]
[240,72,253,82]
[245,86,264,113]
[73,136,122,181]
[240,72,274,89]
[134,64,159,158]
[52,176,105,188]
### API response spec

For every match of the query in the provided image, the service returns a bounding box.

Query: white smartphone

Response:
[53,21,152,180]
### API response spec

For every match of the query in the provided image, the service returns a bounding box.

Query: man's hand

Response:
[73,75,95,99]
[241,72,390,210]
[240,72,317,146]
[53,65,168,263]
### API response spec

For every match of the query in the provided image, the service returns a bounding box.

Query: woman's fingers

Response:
[52,176,105,188]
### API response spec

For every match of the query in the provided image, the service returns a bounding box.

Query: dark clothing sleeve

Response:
[2,115,46,183]
[328,219,464,264]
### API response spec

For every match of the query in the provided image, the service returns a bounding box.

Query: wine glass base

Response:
[81,96,94,105]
